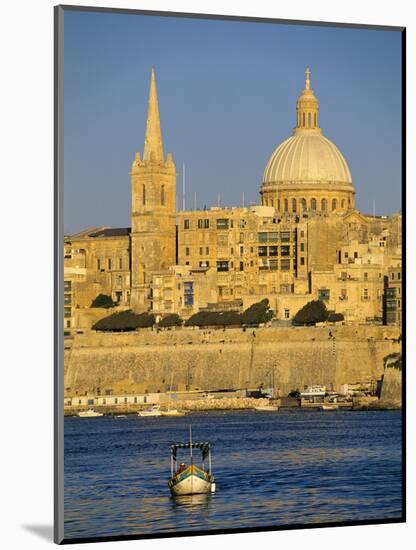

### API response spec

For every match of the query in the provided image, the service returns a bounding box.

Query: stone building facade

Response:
[64,68,402,331]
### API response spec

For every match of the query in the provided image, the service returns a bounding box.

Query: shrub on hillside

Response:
[90,293,115,308]
[241,299,273,325]
[292,300,328,326]
[158,313,183,327]
[92,310,155,332]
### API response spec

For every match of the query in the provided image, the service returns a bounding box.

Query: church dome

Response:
[263,131,352,185]
[260,68,355,213]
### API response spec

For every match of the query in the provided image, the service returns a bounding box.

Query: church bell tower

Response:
[130,68,176,310]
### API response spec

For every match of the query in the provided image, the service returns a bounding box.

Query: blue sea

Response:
[64,409,402,540]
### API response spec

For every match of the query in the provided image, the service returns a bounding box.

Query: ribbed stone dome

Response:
[263,131,352,186]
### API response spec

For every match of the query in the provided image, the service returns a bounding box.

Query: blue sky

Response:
[63,10,402,234]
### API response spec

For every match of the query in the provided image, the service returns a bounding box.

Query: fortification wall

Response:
[64,325,401,396]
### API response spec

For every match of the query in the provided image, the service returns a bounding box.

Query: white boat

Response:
[254,403,279,412]
[138,404,162,417]
[321,404,339,411]
[300,385,327,398]
[78,409,104,418]
[168,427,216,496]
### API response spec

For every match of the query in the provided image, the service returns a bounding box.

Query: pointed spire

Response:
[295,66,320,133]
[143,67,164,162]
[305,67,311,90]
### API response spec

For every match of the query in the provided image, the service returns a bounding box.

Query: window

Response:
[134,397,137,404]
[300,257,305,265]
[292,198,297,213]
[391,273,395,280]
[301,198,307,211]
[332,199,337,211]
[284,309,290,319]
[354,252,358,259]
[204,219,209,228]
[184,281,194,306]
[318,288,330,301]
[184,219,190,230]
[206,246,209,255]
[269,246,278,256]
[281,259,290,271]
[398,272,401,280]
[64,280,72,291]
[300,231,305,238]
[217,261,229,272]
[308,113,311,127]
[258,246,268,257]
[284,199,288,212]
[97,259,100,270]
[199,247,203,255]
[185,247,190,256]
[240,261,244,271]
[258,232,268,243]
[321,198,327,211]
[124,397,128,404]
[198,219,203,228]
[340,271,347,280]
[344,252,348,259]
[142,184,146,205]
[240,246,244,256]
[270,260,278,271]
[300,243,305,252]
[269,232,278,241]
[119,258,122,269]
[363,288,369,300]
[281,245,290,257]
[364,272,368,280]
[114,398,118,404]
[108,258,112,270]
[280,231,290,242]
[341,199,345,208]
[314,113,317,127]
[216,218,229,230]
[230,247,234,255]
[161,184,165,205]
[302,113,305,126]
[311,198,317,210]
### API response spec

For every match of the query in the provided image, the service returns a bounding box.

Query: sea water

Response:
[64,409,402,540]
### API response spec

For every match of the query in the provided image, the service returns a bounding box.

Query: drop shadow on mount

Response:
[21,524,53,542]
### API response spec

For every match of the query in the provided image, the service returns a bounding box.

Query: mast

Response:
[189,425,193,464]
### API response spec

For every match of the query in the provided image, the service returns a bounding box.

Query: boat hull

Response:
[169,465,215,496]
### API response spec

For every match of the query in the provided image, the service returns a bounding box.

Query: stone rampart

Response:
[64,325,401,396]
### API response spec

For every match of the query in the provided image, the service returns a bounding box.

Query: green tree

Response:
[327,312,344,323]
[92,310,155,332]
[241,299,273,325]
[90,293,115,308]
[158,313,183,327]
[292,300,328,326]
[185,310,242,327]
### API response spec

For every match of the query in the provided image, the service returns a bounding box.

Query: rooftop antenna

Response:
[182,163,185,211]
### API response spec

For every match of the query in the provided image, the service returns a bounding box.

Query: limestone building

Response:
[64,68,402,331]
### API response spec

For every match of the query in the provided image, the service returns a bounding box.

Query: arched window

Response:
[302,113,305,127]
[161,184,165,205]
[142,184,146,205]
[341,199,345,209]
[284,198,288,212]
[292,198,297,213]
[277,199,281,211]
[270,198,274,207]
[321,198,327,211]
[301,198,307,211]
[308,113,311,127]
[332,198,337,211]
[314,113,317,127]
[311,198,317,210]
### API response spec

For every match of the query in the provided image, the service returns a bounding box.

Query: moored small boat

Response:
[254,402,279,412]
[161,409,186,417]
[168,427,216,496]
[321,404,339,411]
[78,409,104,418]
[138,405,162,417]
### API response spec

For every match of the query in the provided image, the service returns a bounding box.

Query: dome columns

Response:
[261,188,354,214]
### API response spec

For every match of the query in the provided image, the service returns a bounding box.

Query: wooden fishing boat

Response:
[168,427,216,496]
